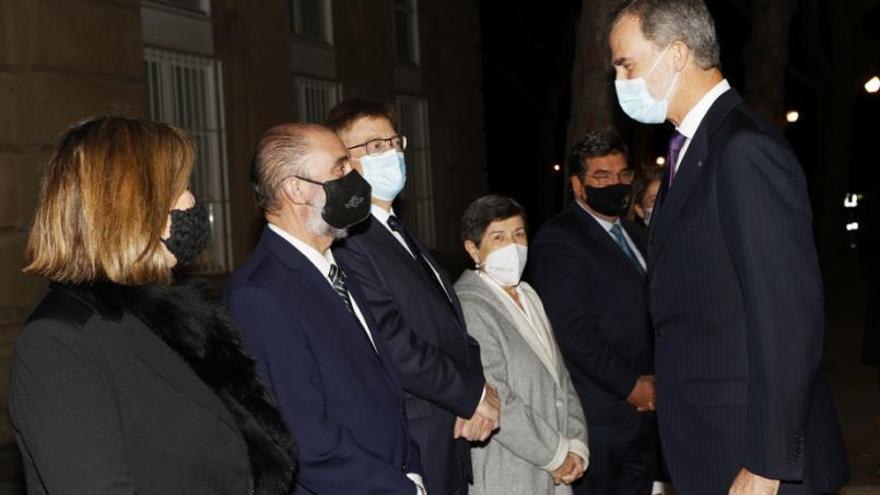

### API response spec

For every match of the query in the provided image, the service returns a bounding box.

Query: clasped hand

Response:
[453,383,501,442]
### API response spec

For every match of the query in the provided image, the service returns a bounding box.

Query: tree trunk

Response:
[743,0,798,127]
[566,0,619,168]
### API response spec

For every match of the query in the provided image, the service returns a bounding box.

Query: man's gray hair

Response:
[612,0,720,70]
[250,123,319,212]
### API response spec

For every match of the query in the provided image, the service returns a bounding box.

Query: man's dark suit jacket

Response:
[529,206,654,427]
[334,214,486,494]
[648,88,849,494]
[226,227,422,494]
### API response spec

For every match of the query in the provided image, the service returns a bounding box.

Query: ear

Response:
[281,177,305,206]
[670,40,690,72]
[464,240,481,266]
[571,175,586,201]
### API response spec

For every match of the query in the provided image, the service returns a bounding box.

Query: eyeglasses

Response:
[585,169,635,186]
[347,135,407,157]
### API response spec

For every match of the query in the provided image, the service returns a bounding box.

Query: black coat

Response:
[9,281,297,495]
[648,88,849,494]
[333,215,486,494]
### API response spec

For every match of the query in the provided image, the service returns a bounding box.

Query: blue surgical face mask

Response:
[360,148,407,201]
[614,45,680,124]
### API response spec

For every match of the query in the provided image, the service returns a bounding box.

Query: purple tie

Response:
[667,131,687,185]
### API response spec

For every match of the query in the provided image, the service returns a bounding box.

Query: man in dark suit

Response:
[529,130,658,495]
[226,123,426,494]
[327,99,500,495]
[609,1,849,494]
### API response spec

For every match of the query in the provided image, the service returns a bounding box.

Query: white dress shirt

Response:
[578,202,647,271]
[673,79,731,171]
[267,224,427,494]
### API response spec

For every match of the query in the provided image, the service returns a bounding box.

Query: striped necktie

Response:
[328,263,354,315]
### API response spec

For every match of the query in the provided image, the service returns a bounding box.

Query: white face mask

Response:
[644,207,654,225]
[480,243,528,287]
[614,45,681,124]
[360,148,406,201]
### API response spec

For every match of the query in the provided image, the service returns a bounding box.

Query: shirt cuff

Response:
[539,435,570,472]
[407,473,427,495]
[568,438,590,473]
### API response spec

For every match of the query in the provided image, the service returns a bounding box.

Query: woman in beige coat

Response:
[454,195,589,495]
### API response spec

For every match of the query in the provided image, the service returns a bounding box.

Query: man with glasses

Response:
[528,130,658,495]
[327,99,500,495]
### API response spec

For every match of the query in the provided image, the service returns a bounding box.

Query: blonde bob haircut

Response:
[24,115,195,286]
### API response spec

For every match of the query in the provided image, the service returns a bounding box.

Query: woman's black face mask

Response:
[163,196,210,271]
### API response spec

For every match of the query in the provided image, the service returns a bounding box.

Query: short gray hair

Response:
[251,123,319,212]
[612,0,720,70]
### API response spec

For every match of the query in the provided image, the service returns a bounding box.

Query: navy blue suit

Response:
[226,227,422,494]
[528,207,657,494]
[648,88,849,494]
[333,215,485,495]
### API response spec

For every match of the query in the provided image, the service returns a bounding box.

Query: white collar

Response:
[677,79,731,139]
[577,200,620,233]
[267,223,336,277]
[370,203,395,227]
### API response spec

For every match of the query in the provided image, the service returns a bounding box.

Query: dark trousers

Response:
[573,415,658,495]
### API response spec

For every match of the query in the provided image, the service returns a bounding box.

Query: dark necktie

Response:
[610,223,645,275]
[328,263,354,315]
[667,131,687,185]
[386,215,452,304]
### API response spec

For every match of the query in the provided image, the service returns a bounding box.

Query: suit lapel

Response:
[261,228,385,368]
[368,216,466,326]
[117,314,238,430]
[650,89,743,265]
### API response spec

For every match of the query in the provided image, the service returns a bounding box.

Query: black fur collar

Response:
[82,280,297,495]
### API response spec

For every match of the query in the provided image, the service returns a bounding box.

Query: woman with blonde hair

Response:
[10,116,297,495]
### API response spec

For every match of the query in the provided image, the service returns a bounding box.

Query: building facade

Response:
[0,0,487,489]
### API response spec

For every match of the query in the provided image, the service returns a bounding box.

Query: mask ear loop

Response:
[644,44,673,80]
[647,44,683,103]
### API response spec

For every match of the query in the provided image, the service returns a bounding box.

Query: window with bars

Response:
[395,95,434,247]
[393,0,420,66]
[289,0,333,44]
[294,76,342,123]
[144,47,232,274]
[148,0,210,14]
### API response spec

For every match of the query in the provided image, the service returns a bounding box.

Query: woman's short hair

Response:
[25,115,195,285]
[460,194,527,247]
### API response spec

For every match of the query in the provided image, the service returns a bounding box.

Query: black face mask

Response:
[163,197,210,270]
[583,183,631,218]
[296,170,372,229]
